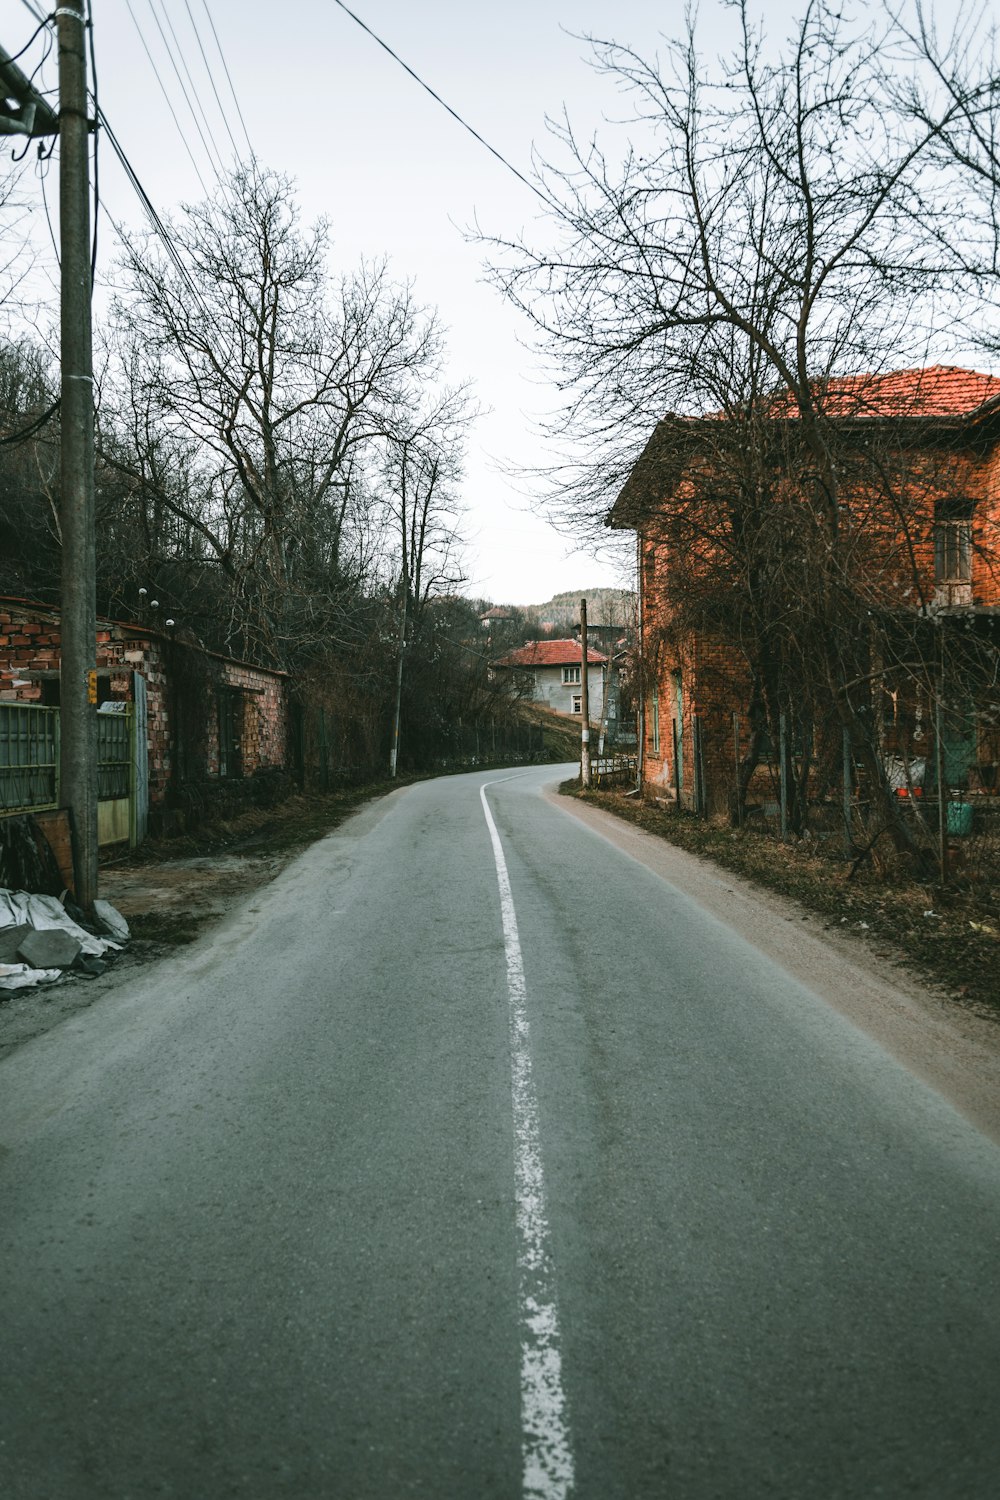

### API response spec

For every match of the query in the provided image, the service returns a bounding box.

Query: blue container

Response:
[946,801,974,837]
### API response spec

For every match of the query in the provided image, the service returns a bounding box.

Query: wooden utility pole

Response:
[388,585,407,778]
[57,0,98,907]
[935,669,949,886]
[580,597,591,788]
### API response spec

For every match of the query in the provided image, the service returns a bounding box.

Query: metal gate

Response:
[0,703,60,814]
[0,700,140,846]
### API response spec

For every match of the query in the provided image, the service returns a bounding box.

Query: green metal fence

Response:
[97,708,131,801]
[0,703,60,814]
[0,702,135,826]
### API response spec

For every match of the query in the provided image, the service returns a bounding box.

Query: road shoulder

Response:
[546,786,1000,1146]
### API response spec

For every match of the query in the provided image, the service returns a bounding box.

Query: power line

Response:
[1,8,234,440]
[198,0,253,159]
[183,0,243,163]
[5,11,50,66]
[146,0,230,184]
[0,397,60,445]
[37,142,60,268]
[330,0,549,208]
[97,108,255,410]
[86,0,99,282]
[123,0,212,199]
[97,107,210,316]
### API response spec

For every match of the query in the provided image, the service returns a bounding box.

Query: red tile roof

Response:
[765,365,1000,418]
[494,639,607,668]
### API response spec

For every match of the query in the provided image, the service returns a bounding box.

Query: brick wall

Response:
[1,599,288,809]
[636,422,1000,811]
[200,659,287,778]
[0,605,59,701]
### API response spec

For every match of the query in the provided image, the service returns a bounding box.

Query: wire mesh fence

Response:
[699,710,1000,885]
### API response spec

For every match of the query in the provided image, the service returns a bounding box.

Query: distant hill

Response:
[524,588,635,629]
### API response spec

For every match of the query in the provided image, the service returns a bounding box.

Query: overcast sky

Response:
[1,0,797,605]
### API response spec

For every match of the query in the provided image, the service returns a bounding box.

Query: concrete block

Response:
[0,924,32,964]
[17,928,82,969]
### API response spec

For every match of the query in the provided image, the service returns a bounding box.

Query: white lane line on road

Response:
[480,780,575,1500]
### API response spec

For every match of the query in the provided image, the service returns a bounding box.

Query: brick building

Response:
[609,367,1000,813]
[0,597,288,837]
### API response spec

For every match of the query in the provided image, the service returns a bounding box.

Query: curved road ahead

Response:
[2,766,999,1498]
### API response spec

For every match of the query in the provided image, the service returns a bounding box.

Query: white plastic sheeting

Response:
[0,890,126,992]
[0,962,62,991]
[93,899,130,942]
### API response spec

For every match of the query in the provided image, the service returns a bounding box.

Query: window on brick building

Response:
[562,665,581,684]
[934,500,974,584]
[650,685,660,755]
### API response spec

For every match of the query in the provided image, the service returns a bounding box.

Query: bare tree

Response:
[382,381,476,774]
[102,163,444,665]
[0,336,60,597]
[482,0,985,854]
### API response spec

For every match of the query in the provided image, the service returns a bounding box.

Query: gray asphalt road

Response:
[2,766,999,1499]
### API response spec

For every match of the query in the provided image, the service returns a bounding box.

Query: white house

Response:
[492,639,608,721]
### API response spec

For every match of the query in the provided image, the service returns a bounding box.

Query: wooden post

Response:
[842,727,853,855]
[733,712,741,826]
[57,0,97,907]
[388,585,407,778]
[580,597,591,787]
[692,715,703,816]
[935,687,948,885]
[779,711,788,837]
[672,717,680,805]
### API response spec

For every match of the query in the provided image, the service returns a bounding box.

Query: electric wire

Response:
[123,0,212,200]
[183,0,242,162]
[0,397,60,445]
[3,2,229,445]
[198,0,253,158]
[86,0,99,282]
[6,19,54,165]
[145,0,230,185]
[330,0,549,208]
[37,141,59,268]
[3,12,51,66]
[25,33,54,101]
[97,108,244,396]
[96,107,209,315]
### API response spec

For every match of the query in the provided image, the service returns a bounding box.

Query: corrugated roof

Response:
[493,638,607,668]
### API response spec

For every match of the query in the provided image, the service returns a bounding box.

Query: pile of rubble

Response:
[0,890,130,993]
